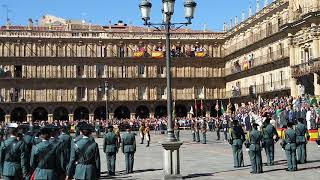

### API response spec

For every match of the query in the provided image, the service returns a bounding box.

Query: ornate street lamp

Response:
[139,0,196,179]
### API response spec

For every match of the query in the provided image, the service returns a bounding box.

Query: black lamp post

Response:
[139,0,196,179]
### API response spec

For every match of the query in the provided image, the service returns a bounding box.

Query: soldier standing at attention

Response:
[58,126,72,177]
[248,123,263,174]
[66,122,101,180]
[295,118,309,164]
[195,119,201,143]
[201,119,207,144]
[103,125,118,176]
[145,123,151,147]
[262,117,278,166]
[190,120,196,142]
[121,125,136,174]
[0,123,28,180]
[139,122,145,144]
[215,117,222,141]
[283,122,298,171]
[229,120,245,168]
[30,126,63,180]
[174,121,180,142]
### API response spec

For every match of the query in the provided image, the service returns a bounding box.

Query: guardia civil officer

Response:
[262,117,279,166]
[283,122,298,171]
[0,123,28,180]
[66,122,101,180]
[295,117,309,164]
[121,125,136,174]
[103,125,118,176]
[229,120,245,168]
[201,119,207,144]
[248,123,263,174]
[58,126,72,176]
[195,120,201,143]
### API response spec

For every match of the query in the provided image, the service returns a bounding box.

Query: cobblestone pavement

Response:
[96,131,320,180]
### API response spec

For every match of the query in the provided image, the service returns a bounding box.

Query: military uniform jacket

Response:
[30,140,63,180]
[0,137,27,177]
[67,137,101,180]
[249,129,263,151]
[295,123,308,144]
[121,132,136,153]
[284,128,297,151]
[103,132,118,153]
[58,133,72,172]
[229,126,245,146]
[262,124,278,145]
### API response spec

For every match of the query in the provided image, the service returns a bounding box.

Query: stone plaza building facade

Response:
[0,0,319,122]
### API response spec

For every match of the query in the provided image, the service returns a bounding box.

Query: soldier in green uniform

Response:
[58,126,72,177]
[262,117,278,166]
[103,125,118,176]
[201,119,207,144]
[295,118,309,164]
[195,120,201,143]
[174,122,180,142]
[121,125,136,174]
[190,120,196,142]
[30,126,64,180]
[66,122,100,180]
[229,120,245,168]
[283,122,298,171]
[248,123,263,174]
[0,123,28,180]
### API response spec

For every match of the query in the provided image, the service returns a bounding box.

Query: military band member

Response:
[66,122,101,180]
[295,118,309,164]
[145,124,151,147]
[139,122,145,144]
[262,117,279,166]
[174,122,180,142]
[215,117,222,141]
[0,123,28,180]
[30,126,63,180]
[229,120,245,168]
[103,125,118,176]
[201,120,207,144]
[121,125,136,174]
[248,123,263,174]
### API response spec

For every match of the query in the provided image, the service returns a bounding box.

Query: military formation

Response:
[0,122,137,180]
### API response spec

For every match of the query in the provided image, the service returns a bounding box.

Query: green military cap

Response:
[78,122,95,132]
[40,126,52,135]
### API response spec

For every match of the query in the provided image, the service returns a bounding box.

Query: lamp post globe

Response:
[139,0,152,23]
[184,0,197,23]
[162,0,175,15]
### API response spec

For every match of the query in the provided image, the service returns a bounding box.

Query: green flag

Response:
[220,101,225,115]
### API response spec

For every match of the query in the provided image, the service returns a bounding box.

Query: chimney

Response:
[242,10,245,22]
[256,0,260,13]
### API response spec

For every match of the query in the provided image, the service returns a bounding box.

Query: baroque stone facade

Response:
[0,0,319,122]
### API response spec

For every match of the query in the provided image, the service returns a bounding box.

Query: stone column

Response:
[68,114,74,122]
[314,73,320,96]
[290,77,298,97]
[109,113,114,119]
[48,114,53,123]
[162,142,183,180]
[27,114,32,122]
[5,115,11,123]
[130,113,136,120]
[89,113,95,122]
[205,111,210,118]
[150,112,155,119]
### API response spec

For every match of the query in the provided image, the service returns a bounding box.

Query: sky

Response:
[0,0,265,31]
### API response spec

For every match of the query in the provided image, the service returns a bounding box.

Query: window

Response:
[77,87,86,101]
[196,86,205,99]
[14,65,22,78]
[96,64,104,78]
[280,71,283,85]
[300,50,305,64]
[158,86,166,100]
[309,48,313,60]
[158,66,165,77]
[138,86,147,100]
[270,74,273,87]
[76,65,84,77]
[138,65,145,77]
[279,43,283,56]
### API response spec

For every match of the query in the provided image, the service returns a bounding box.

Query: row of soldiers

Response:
[190,119,208,144]
[0,122,137,179]
[228,117,310,174]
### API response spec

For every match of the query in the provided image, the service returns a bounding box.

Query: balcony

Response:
[225,48,289,77]
[226,79,290,98]
[292,58,320,78]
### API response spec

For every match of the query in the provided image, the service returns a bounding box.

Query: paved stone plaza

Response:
[96,131,320,180]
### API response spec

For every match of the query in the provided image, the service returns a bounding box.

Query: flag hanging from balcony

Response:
[221,100,225,115]
[152,51,164,58]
